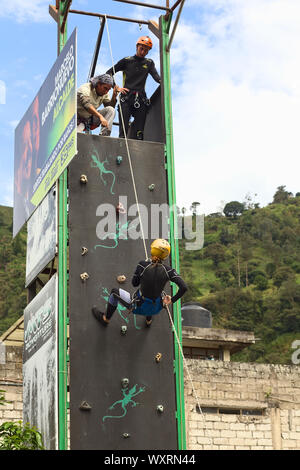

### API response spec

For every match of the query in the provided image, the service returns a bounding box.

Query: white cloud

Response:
[0,80,5,104]
[1,180,13,207]
[9,120,20,128]
[0,0,50,23]
[170,0,300,213]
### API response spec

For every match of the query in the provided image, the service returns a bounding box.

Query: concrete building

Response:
[1,311,300,450]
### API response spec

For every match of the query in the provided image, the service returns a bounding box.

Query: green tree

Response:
[223,201,245,218]
[0,421,44,450]
[266,262,276,278]
[190,201,201,217]
[0,389,6,407]
[205,243,226,267]
[254,274,268,291]
[219,227,232,246]
[273,266,295,287]
[0,391,44,450]
[215,267,232,286]
[272,185,293,204]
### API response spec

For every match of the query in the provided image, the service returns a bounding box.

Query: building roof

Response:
[0,315,24,348]
[0,316,256,355]
[182,326,256,354]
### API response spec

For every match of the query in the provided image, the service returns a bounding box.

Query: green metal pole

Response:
[57,0,68,451]
[160,14,186,450]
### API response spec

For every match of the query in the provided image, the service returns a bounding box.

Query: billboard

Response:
[23,274,58,450]
[13,28,77,237]
[25,186,57,287]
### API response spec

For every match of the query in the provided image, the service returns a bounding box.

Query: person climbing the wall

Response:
[91,239,187,327]
[77,74,118,136]
[106,36,161,141]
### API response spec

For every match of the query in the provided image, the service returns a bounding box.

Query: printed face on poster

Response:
[13,28,77,237]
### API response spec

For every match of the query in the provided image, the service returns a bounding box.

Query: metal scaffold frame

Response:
[51,0,186,450]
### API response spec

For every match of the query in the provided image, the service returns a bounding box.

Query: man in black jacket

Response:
[106,36,161,140]
[92,239,187,327]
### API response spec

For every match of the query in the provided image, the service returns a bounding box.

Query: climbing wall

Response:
[68,133,178,450]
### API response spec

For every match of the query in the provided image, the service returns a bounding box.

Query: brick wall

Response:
[0,346,23,424]
[184,360,300,450]
[1,345,300,450]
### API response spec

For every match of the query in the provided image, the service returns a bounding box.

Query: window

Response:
[183,347,221,360]
[196,405,264,416]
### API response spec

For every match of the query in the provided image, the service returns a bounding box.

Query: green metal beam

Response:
[160,14,186,450]
[57,0,69,451]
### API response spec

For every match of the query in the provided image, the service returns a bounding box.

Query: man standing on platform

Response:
[106,36,161,141]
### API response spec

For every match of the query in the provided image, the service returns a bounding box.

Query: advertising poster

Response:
[13,28,77,237]
[23,274,58,450]
[25,186,57,287]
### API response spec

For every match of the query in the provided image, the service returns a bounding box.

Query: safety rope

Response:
[105,16,206,431]
[165,303,205,422]
[104,15,149,261]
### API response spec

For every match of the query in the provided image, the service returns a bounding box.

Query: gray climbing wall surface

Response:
[68,133,178,450]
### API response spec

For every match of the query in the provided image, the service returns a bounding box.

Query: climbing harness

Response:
[105,15,148,260]
[130,290,163,316]
[119,90,149,109]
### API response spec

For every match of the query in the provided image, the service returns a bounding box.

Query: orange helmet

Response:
[136,36,153,50]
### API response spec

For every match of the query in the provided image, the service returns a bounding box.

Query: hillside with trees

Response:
[0,206,27,335]
[0,185,299,364]
[179,186,300,364]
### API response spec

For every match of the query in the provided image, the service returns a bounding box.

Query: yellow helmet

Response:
[150,239,171,260]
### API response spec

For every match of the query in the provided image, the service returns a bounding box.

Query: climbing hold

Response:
[117,275,126,283]
[80,272,89,282]
[121,378,129,388]
[121,325,127,336]
[116,202,126,214]
[123,433,130,439]
[116,156,123,165]
[81,246,88,256]
[80,174,88,184]
[79,401,92,411]
[157,405,164,413]
[148,184,155,191]
[155,353,162,363]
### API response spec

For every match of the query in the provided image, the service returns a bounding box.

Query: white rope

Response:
[165,303,205,422]
[104,15,149,260]
[105,15,204,421]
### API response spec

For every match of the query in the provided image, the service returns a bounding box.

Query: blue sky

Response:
[1,0,300,215]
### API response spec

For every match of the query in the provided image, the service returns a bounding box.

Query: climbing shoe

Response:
[92,306,109,326]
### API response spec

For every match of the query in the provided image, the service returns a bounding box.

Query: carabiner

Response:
[134,92,140,109]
